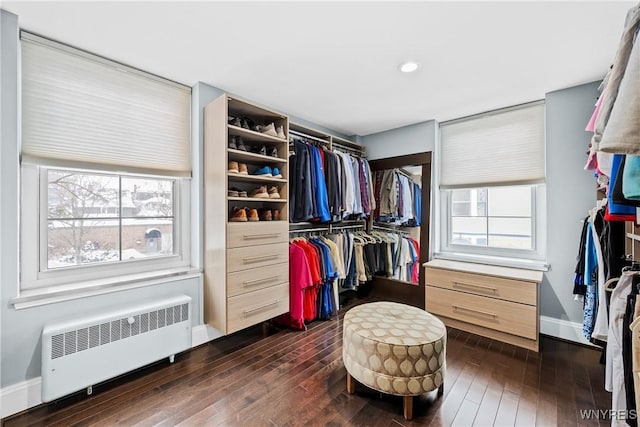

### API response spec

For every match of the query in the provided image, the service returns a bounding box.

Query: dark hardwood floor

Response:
[2,299,611,427]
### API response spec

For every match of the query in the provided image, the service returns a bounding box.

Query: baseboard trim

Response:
[539,315,597,347]
[191,323,223,347]
[0,377,42,419]
[1,324,221,419]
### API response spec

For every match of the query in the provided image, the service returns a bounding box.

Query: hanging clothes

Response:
[289,138,374,223]
[373,169,421,226]
[592,3,640,152]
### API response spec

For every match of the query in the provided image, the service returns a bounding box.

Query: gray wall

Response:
[542,81,600,324]
[359,87,600,334]
[360,120,436,160]
[360,120,437,257]
[0,20,351,389]
[0,11,204,388]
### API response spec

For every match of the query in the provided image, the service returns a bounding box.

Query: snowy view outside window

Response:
[449,185,533,250]
[47,170,175,269]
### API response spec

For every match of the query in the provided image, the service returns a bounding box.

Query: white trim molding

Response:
[0,324,219,418]
[191,324,223,347]
[0,377,42,419]
[539,315,597,347]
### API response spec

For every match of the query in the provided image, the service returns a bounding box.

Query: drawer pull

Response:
[453,305,498,318]
[452,281,498,293]
[243,254,280,264]
[242,233,280,240]
[244,300,280,316]
[242,275,280,287]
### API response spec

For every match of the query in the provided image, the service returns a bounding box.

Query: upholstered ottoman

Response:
[342,301,446,420]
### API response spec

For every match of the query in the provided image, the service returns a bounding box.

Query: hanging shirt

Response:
[414,182,422,226]
[280,244,312,330]
[310,146,331,222]
[335,151,356,217]
[583,223,598,340]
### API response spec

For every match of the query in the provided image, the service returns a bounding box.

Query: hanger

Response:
[623,262,640,272]
[605,277,619,292]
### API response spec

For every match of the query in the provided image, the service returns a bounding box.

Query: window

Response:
[46,170,175,269]
[448,185,535,250]
[438,102,546,263]
[19,32,192,292]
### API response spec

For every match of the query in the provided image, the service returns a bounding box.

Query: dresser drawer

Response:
[227,283,289,333]
[227,242,289,273]
[426,267,537,306]
[227,222,288,248]
[426,286,537,339]
[227,262,288,297]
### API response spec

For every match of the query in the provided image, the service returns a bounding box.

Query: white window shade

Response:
[440,102,545,188]
[21,33,192,177]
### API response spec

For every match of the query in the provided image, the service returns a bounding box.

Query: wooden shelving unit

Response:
[203,94,290,336]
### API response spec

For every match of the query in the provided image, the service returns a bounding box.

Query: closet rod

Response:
[372,224,410,235]
[331,224,366,231]
[289,227,330,234]
[288,223,365,234]
[333,143,365,157]
[289,130,331,145]
[396,168,414,179]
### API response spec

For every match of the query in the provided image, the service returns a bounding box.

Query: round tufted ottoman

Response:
[342,301,446,420]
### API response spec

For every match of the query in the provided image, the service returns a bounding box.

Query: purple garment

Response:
[358,158,370,214]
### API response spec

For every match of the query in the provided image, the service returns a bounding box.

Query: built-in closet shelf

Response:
[228,196,288,203]
[227,173,287,183]
[228,96,287,120]
[332,135,363,150]
[205,92,290,337]
[228,125,288,145]
[290,122,332,142]
[627,233,640,242]
[227,149,287,165]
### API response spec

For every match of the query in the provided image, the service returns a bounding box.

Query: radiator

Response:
[41,294,192,402]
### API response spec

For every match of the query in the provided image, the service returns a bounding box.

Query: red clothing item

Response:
[604,205,636,222]
[409,238,420,283]
[286,244,312,329]
[276,243,317,330]
[294,241,322,285]
[303,286,319,322]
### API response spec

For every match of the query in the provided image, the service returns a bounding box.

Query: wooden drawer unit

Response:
[426,287,537,340]
[424,259,542,352]
[227,283,289,334]
[227,242,289,273]
[227,222,288,249]
[227,262,288,297]
[426,267,536,306]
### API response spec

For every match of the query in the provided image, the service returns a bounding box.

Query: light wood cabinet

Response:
[424,259,542,351]
[204,94,290,335]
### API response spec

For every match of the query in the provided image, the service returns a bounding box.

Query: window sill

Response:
[12,267,202,310]
[431,252,549,272]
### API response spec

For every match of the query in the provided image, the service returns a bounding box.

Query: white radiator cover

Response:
[41,294,192,402]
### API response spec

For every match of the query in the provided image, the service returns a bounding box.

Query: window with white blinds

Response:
[20,32,192,177]
[439,102,545,188]
[19,32,193,294]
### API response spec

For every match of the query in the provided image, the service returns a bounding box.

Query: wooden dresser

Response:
[424,259,543,351]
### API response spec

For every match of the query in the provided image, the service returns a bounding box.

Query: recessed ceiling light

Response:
[400,61,419,73]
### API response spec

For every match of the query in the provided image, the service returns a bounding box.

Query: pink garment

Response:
[584,150,597,171]
[275,244,312,330]
[585,94,603,132]
[409,238,420,283]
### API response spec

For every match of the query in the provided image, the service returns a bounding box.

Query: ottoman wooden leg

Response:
[346,371,355,394]
[403,395,413,420]
[438,383,444,397]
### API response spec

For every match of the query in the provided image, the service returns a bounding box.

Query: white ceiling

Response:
[2,1,635,136]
